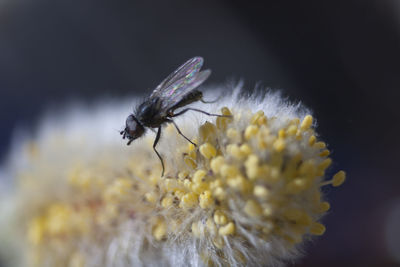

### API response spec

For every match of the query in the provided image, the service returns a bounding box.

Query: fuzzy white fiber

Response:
[0,83,338,267]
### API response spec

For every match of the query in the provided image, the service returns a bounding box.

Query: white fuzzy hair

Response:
[0,83,316,267]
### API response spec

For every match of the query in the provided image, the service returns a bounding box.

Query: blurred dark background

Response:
[1,0,399,266]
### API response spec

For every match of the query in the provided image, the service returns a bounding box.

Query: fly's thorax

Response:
[136,98,167,128]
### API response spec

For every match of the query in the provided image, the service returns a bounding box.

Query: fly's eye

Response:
[126,115,138,131]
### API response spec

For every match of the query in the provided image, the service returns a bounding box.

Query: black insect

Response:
[121,57,226,176]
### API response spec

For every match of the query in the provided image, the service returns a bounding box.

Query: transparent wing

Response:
[150,57,204,98]
[159,69,211,110]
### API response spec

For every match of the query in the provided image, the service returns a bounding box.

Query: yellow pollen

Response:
[199,122,217,143]
[210,156,225,174]
[227,175,252,193]
[300,115,313,131]
[46,204,72,236]
[188,149,197,160]
[161,196,174,208]
[317,202,330,212]
[318,158,332,171]
[193,169,207,183]
[153,220,167,241]
[191,182,208,194]
[309,135,316,146]
[179,192,198,208]
[212,237,225,249]
[245,154,259,180]
[315,141,326,149]
[209,179,222,190]
[319,150,330,157]
[184,155,197,169]
[244,125,259,140]
[221,107,232,115]
[28,216,45,245]
[220,164,240,178]
[187,142,196,152]
[178,171,189,180]
[332,171,346,187]
[273,138,286,152]
[164,178,179,191]
[286,125,298,136]
[310,222,326,235]
[295,130,303,140]
[278,129,286,139]
[191,221,202,238]
[219,222,235,236]
[291,118,300,124]
[174,190,185,199]
[149,174,160,186]
[213,187,227,201]
[183,178,192,189]
[226,144,243,159]
[216,107,233,130]
[214,210,228,225]
[199,190,213,209]
[253,185,270,199]
[145,192,157,204]
[239,144,252,156]
[257,115,267,126]
[250,110,265,125]
[199,143,217,159]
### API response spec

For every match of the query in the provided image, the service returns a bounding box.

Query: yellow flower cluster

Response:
[21,107,345,267]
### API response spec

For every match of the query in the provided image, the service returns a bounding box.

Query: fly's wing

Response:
[158,69,211,111]
[150,57,204,98]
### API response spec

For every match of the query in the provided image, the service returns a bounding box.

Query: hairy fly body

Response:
[121,57,226,176]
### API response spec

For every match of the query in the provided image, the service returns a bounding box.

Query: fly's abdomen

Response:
[170,90,203,111]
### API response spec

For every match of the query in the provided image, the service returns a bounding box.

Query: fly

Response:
[121,57,227,176]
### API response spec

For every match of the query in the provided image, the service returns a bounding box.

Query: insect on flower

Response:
[121,57,227,176]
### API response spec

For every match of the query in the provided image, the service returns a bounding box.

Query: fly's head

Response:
[120,115,145,145]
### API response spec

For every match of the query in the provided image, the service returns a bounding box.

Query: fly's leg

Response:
[170,108,231,118]
[120,130,126,139]
[167,119,197,146]
[153,126,165,177]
